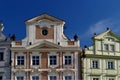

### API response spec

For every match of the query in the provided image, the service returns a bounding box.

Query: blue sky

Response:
[0,0,120,48]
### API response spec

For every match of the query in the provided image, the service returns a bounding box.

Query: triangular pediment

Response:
[25,14,64,24]
[26,40,62,49]
[93,30,120,41]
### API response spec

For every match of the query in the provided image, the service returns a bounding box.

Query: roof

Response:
[92,29,120,40]
[25,14,65,24]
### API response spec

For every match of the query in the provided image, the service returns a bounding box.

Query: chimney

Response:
[94,32,97,36]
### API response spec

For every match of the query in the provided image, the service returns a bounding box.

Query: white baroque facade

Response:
[82,29,120,80]
[0,23,11,80]
[11,14,82,80]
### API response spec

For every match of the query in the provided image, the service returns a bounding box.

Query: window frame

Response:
[16,76,24,80]
[48,72,58,80]
[109,78,115,80]
[103,43,115,52]
[48,53,58,67]
[64,76,72,80]
[104,44,109,51]
[63,71,73,80]
[110,44,115,52]
[63,54,73,66]
[49,75,57,80]
[31,75,39,80]
[0,75,2,80]
[0,52,4,61]
[92,78,99,80]
[0,48,6,61]
[31,53,41,67]
[92,60,99,69]
[41,28,48,36]
[16,54,26,66]
[107,61,114,69]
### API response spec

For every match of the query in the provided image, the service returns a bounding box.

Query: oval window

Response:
[42,29,48,36]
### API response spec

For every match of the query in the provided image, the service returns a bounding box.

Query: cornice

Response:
[82,54,120,60]
[11,47,82,52]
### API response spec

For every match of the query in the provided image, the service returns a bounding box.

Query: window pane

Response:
[49,55,57,65]
[93,78,99,80]
[108,61,114,69]
[65,76,72,80]
[17,60,20,65]
[17,76,24,80]
[64,55,72,65]
[17,56,24,65]
[110,45,115,51]
[109,78,115,80]
[17,56,20,59]
[32,56,39,65]
[0,52,3,61]
[32,76,39,80]
[0,76,2,80]
[104,44,108,51]
[92,60,98,68]
[50,76,56,80]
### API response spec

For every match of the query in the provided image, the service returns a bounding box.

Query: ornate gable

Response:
[25,14,64,24]
[93,30,120,41]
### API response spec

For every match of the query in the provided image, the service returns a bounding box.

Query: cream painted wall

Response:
[83,30,120,80]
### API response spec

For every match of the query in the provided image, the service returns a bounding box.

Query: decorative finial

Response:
[94,32,97,36]
[107,27,110,30]
[0,21,4,31]
[10,34,16,41]
[84,45,87,48]
[74,34,78,41]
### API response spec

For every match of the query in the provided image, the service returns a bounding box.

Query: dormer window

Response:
[104,44,109,51]
[42,28,48,36]
[104,44,115,52]
[110,44,115,51]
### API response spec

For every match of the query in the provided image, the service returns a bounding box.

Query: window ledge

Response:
[106,68,115,70]
[31,66,40,68]
[31,65,40,66]
[49,65,58,68]
[90,67,100,69]
[102,50,115,52]
[63,64,73,67]
[15,65,26,68]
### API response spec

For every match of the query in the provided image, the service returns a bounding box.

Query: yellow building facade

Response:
[82,29,120,80]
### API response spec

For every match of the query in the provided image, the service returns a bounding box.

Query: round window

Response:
[42,29,48,36]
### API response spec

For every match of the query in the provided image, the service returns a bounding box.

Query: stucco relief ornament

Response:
[38,19,53,28]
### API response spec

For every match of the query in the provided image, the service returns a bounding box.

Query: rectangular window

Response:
[110,45,115,51]
[93,78,99,80]
[17,76,24,80]
[65,76,72,80]
[32,76,39,80]
[0,76,2,80]
[50,76,57,80]
[109,78,115,80]
[104,44,109,51]
[64,55,72,65]
[92,60,99,68]
[49,55,57,65]
[17,56,24,65]
[0,52,3,61]
[32,56,39,65]
[108,61,114,69]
